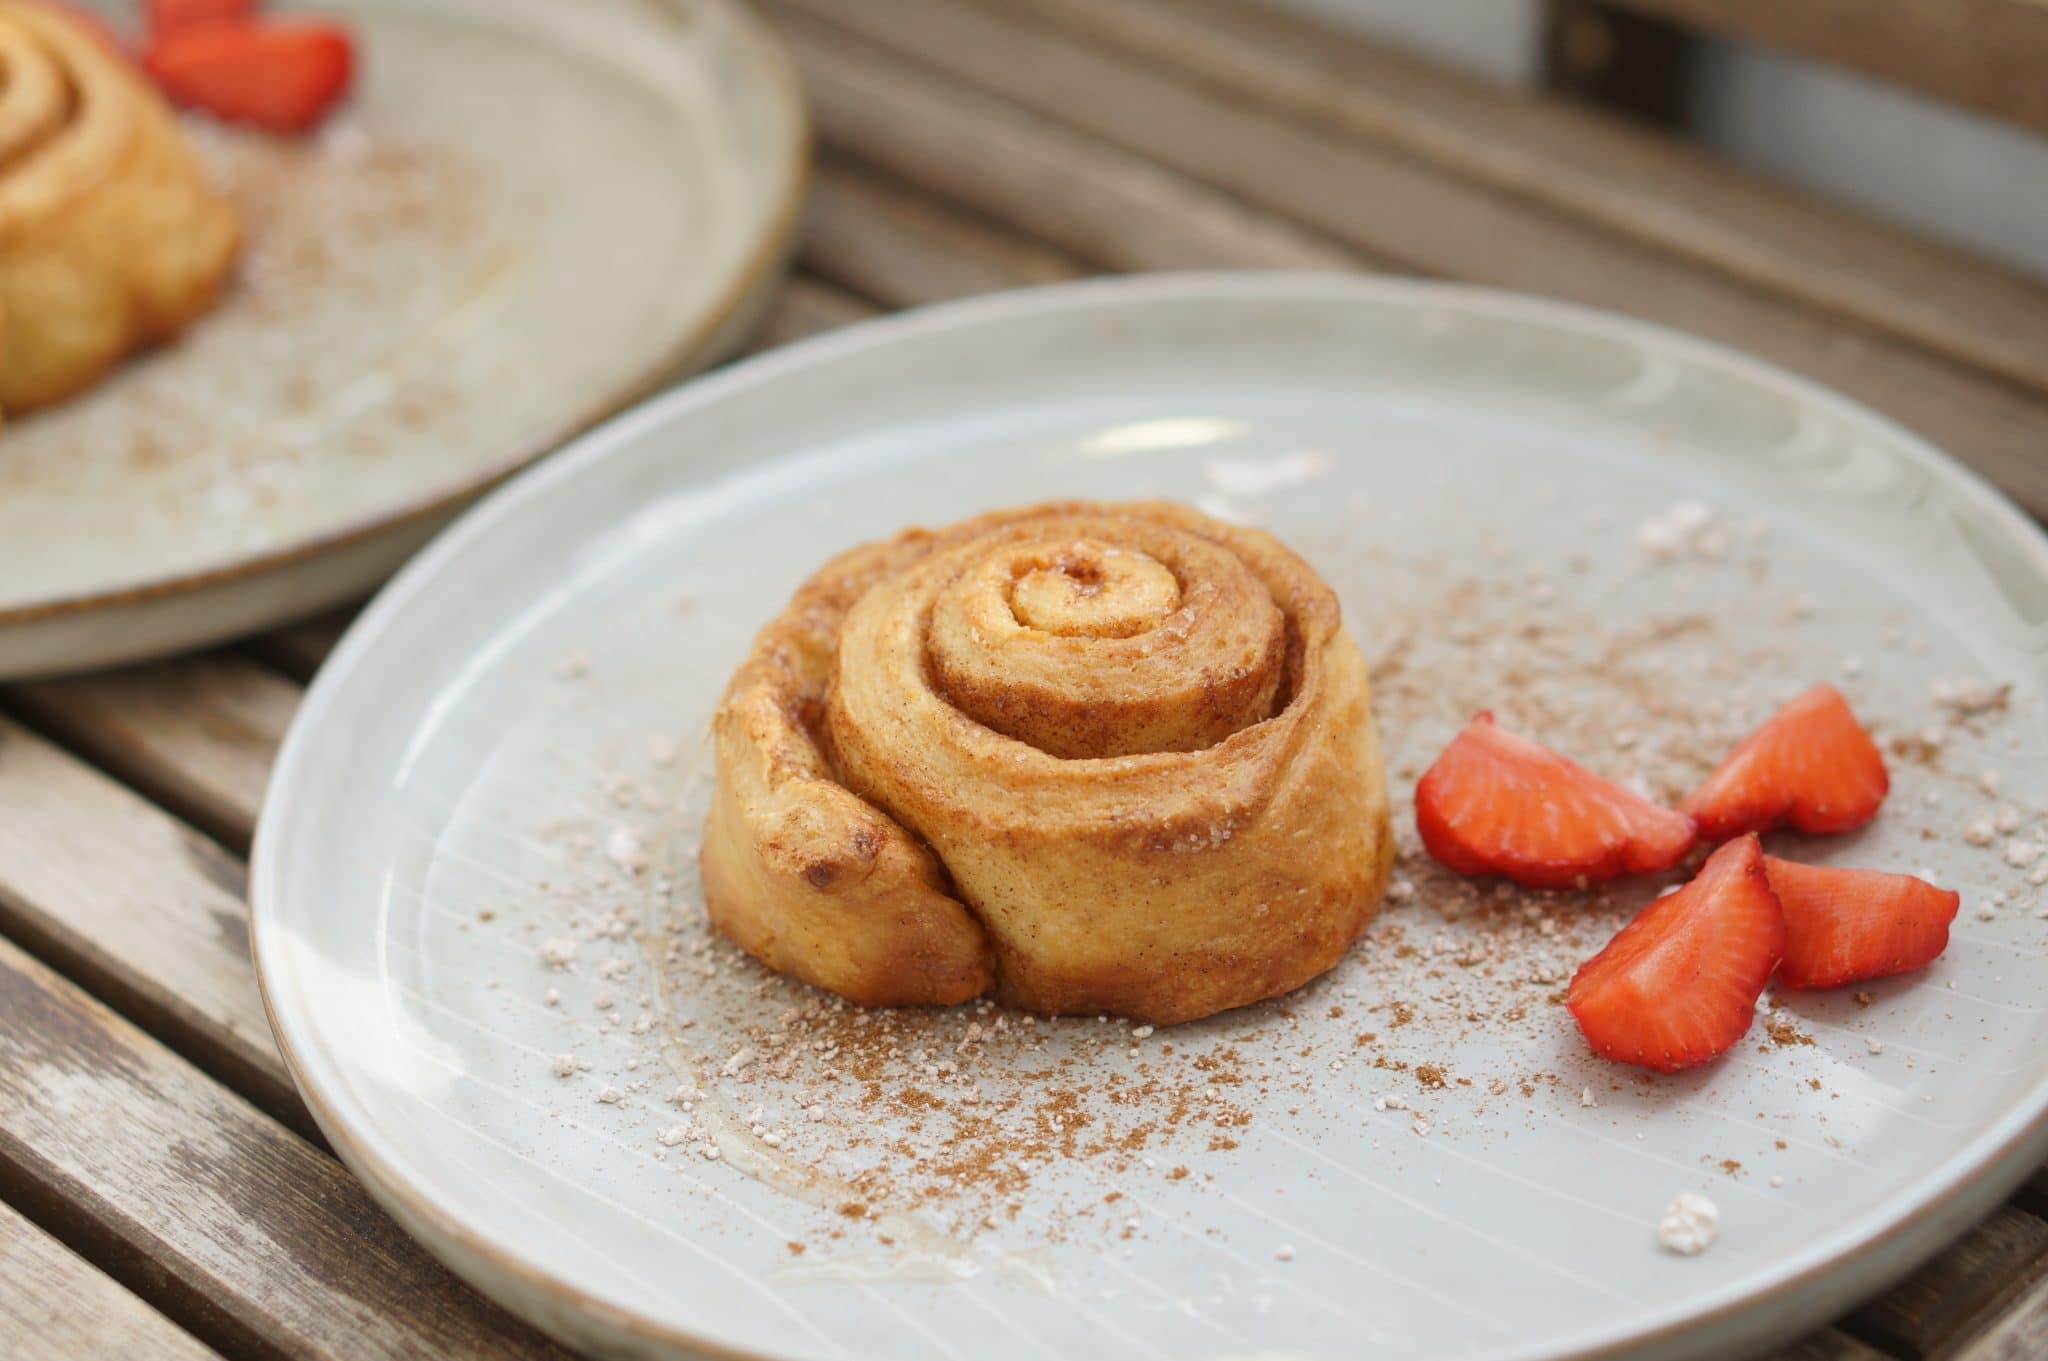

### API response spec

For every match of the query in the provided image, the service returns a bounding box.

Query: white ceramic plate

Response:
[0,0,805,679]
[253,275,2048,1361]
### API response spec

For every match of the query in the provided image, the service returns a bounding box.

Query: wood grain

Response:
[803,158,1085,305]
[1599,0,2048,135]
[1766,1328,1894,1361]
[0,935,575,1360]
[2019,1165,2048,1221]
[0,1199,222,1360]
[0,718,296,1126]
[1000,0,2048,395]
[777,10,1358,272]
[767,0,2048,518]
[1843,1206,2048,1358]
[6,655,296,853]
[246,611,357,685]
[744,274,880,351]
[1958,1266,2048,1360]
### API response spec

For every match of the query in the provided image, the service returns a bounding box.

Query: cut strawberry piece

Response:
[1569,835,1785,1073]
[145,0,258,34]
[1414,712,1695,889]
[1763,856,1958,988]
[142,18,354,134]
[1682,683,1888,841]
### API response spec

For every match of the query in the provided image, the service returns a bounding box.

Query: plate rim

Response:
[251,270,2048,1361]
[0,0,811,627]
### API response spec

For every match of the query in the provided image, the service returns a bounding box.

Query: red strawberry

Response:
[1682,683,1888,841]
[145,0,258,34]
[1415,712,1695,889]
[1763,857,1958,988]
[1568,835,1785,1073]
[142,18,354,134]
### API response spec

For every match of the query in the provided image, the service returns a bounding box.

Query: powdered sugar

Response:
[1655,1192,1719,1256]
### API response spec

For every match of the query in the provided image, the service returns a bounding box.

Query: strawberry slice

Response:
[1414,712,1695,889]
[1682,683,1888,841]
[1763,857,1958,988]
[1568,835,1785,1073]
[142,18,354,134]
[145,0,258,34]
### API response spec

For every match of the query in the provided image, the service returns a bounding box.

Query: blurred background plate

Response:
[254,274,2048,1361]
[0,0,807,679]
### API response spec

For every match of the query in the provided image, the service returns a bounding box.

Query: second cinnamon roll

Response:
[0,0,240,417]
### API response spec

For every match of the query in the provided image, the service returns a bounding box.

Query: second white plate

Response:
[254,275,2048,1361]
[0,0,805,677]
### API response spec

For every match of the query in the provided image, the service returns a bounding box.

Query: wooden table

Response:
[5,2,2047,1356]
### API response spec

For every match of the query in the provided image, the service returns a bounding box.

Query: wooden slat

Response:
[997,0,2048,396]
[767,0,2048,519]
[744,274,880,351]
[246,611,356,685]
[6,655,296,854]
[0,1199,222,1361]
[0,935,574,1360]
[1766,1329,1895,1361]
[778,14,1358,272]
[1959,1268,2048,1361]
[802,158,1086,305]
[2018,1166,2048,1221]
[1843,1207,2048,1359]
[1599,0,2048,136]
[0,718,297,1128]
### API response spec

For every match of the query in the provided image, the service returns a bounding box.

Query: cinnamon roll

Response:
[701,501,1391,1024]
[0,1,239,416]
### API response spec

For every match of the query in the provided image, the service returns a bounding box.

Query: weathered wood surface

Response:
[765,0,2048,518]
[244,611,357,686]
[1957,1267,2048,1361]
[0,936,576,1359]
[1843,1208,2048,1358]
[1596,0,2048,136]
[804,159,1085,304]
[0,718,295,1125]
[7,655,294,853]
[997,0,2048,395]
[0,1199,222,1361]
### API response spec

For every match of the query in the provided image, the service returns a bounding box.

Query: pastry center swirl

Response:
[1005,540,1180,638]
[921,525,1289,760]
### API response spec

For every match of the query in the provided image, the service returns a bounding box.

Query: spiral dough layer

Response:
[701,500,1391,1024]
[0,1,239,417]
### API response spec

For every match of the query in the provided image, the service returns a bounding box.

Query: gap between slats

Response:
[764,0,2048,519]
[0,1198,223,1361]
[995,0,2048,396]
[0,935,574,1361]
[1842,1207,2048,1359]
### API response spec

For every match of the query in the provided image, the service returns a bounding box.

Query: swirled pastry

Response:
[0,1,239,416]
[701,501,1392,1025]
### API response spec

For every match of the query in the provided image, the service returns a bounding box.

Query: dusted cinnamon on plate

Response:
[701,499,1392,1024]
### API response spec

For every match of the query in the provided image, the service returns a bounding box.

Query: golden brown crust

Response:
[0,2,240,417]
[700,500,1392,1024]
